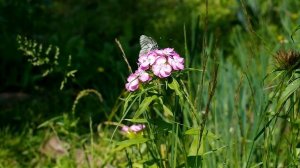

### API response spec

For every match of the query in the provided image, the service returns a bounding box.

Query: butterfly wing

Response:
[139,35,158,57]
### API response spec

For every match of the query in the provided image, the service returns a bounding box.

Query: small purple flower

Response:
[129,124,146,132]
[121,124,146,133]
[168,54,184,70]
[154,49,165,56]
[136,68,152,82]
[121,126,130,132]
[154,48,175,57]
[138,51,158,70]
[125,73,139,92]
[147,51,159,65]
[138,54,151,70]
[162,48,175,56]
[152,56,172,78]
[125,69,152,91]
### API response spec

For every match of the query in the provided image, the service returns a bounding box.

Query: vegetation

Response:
[0,0,300,167]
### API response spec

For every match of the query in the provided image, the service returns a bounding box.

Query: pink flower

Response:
[125,69,152,92]
[125,73,139,92]
[121,126,130,132]
[125,46,184,92]
[136,68,152,82]
[162,48,175,56]
[138,51,158,70]
[129,124,145,132]
[154,49,164,56]
[121,124,146,133]
[168,54,184,70]
[147,51,159,65]
[152,56,172,78]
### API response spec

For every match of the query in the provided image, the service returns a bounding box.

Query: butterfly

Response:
[139,35,158,57]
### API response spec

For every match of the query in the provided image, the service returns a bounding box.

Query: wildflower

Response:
[121,124,146,133]
[125,73,139,92]
[152,56,172,78]
[136,68,152,82]
[138,51,158,70]
[125,69,152,92]
[129,124,146,132]
[168,54,184,70]
[121,125,130,132]
[125,44,184,92]
[161,48,175,56]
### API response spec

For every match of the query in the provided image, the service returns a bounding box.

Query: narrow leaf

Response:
[163,104,173,117]
[168,78,183,100]
[278,78,300,108]
[114,138,149,151]
[133,95,157,119]
[125,118,148,123]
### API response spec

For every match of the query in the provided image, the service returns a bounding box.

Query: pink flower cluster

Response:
[125,48,184,92]
[121,124,146,133]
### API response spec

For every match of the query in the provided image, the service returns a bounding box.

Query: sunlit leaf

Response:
[125,118,148,123]
[278,78,300,108]
[133,95,157,119]
[185,128,219,140]
[114,138,149,151]
[168,78,183,100]
[185,128,200,135]
[188,135,204,156]
[163,104,173,117]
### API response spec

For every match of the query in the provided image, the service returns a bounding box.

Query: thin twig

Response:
[115,38,133,74]
[199,64,219,141]
[195,0,210,161]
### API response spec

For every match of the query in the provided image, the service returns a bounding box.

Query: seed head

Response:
[275,49,300,70]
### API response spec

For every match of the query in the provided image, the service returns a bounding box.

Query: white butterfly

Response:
[139,35,158,57]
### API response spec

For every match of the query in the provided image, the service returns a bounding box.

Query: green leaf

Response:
[163,104,173,117]
[125,118,148,123]
[185,128,220,140]
[123,93,134,114]
[185,128,200,135]
[188,135,204,156]
[133,95,157,119]
[168,78,184,103]
[158,97,173,117]
[114,138,149,151]
[148,119,173,132]
[187,155,202,167]
[66,69,77,77]
[278,78,300,108]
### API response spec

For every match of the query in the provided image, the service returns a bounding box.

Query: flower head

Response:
[125,73,139,92]
[121,124,146,134]
[152,56,172,78]
[138,51,159,70]
[168,54,184,70]
[125,45,184,92]
[136,68,152,82]
[161,48,175,56]
[125,69,152,92]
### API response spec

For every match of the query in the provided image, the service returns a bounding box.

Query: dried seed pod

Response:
[275,49,300,70]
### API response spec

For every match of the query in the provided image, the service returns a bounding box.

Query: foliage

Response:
[17,35,77,90]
